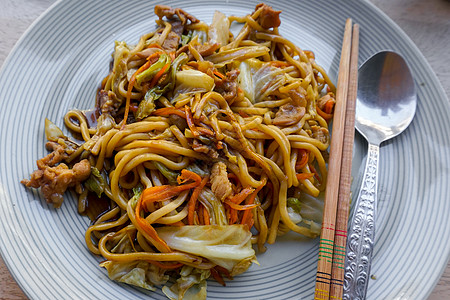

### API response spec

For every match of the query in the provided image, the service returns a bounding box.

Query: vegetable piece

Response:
[153,161,179,184]
[241,179,266,228]
[237,58,261,102]
[187,176,209,225]
[84,166,106,197]
[208,11,230,47]
[150,61,170,88]
[109,41,130,95]
[181,31,193,46]
[121,55,157,129]
[324,98,335,114]
[206,46,270,67]
[184,105,199,137]
[295,149,309,170]
[316,105,333,121]
[229,187,254,204]
[165,52,189,95]
[156,225,256,273]
[100,260,169,291]
[153,107,186,118]
[287,193,324,236]
[185,163,210,178]
[162,266,209,300]
[134,53,188,121]
[175,69,215,93]
[237,59,287,103]
[44,118,66,142]
[96,113,116,135]
[135,88,159,120]
[139,170,202,207]
[136,53,169,86]
[296,173,314,180]
[287,197,302,214]
[224,200,258,211]
[198,188,228,226]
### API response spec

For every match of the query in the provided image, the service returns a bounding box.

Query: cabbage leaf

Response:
[175,69,215,95]
[162,266,209,300]
[44,118,66,142]
[286,194,323,236]
[237,59,287,103]
[198,188,227,226]
[84,166,106,197]
[100,260,169,291]
[208,11,230,47]
[156,225,255,274]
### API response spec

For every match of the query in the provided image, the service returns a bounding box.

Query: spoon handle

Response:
[343,143,380,300]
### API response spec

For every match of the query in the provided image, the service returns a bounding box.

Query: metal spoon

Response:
[343,51,417,299]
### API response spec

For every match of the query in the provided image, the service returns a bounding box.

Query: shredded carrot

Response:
[229,187,254,204]
[177,169,202,186]
[309,163,321,183]
[210,267,226,286]
[214,265,232,280]
[225,199,258,211]
[153,107,186,118]
[185,105,200,137]
[316,105,333,121]
[146,51,163,62]
[197,205,203,225]
[324,99,335,114]
[169,51,176,61]
[269,60,289,68]
[141,185,181,208]
[129,104,139,113]
[203,205,210,225]
[135,196,171,253]
[303,50,315,60]
[228,206,238,225]
[295,149,309,170]
[187,176,208,225]
[296,173,315,180]
[241,179,266,228]
[122,70,140,130]
[150,61,170,88]
[196,126,215,136]
[121,52,163,130]
[238,111,249,118]
[213,69,225,79]
[146,43,163,49]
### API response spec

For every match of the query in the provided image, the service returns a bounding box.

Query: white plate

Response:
[0,0,449,299]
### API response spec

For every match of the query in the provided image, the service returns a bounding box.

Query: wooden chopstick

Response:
[330,24,360,300]
[314,18,353,300]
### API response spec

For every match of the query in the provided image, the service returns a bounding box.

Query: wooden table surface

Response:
[0,0,449,299]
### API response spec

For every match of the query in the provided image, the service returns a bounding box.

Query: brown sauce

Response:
[83,192,113,223]
[82,109,99,129]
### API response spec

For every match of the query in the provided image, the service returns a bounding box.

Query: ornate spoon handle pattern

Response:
[343,143,379,300]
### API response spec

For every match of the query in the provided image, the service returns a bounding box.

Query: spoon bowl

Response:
[343,51,417,300]
[356,51,417,145]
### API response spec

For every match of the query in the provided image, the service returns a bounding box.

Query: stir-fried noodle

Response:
[22,4,336,299]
